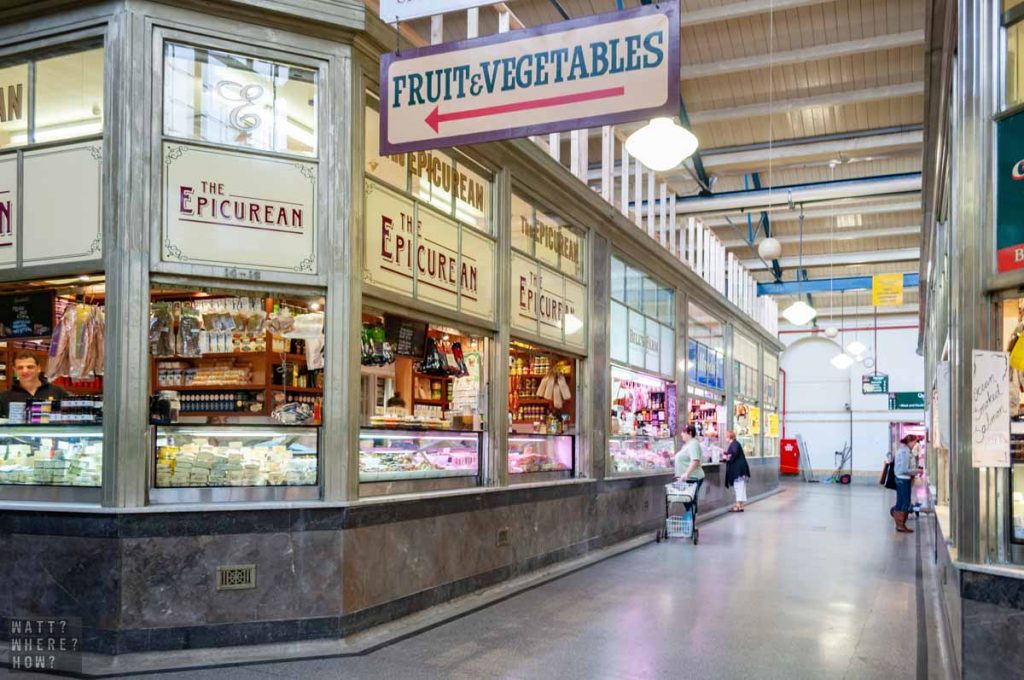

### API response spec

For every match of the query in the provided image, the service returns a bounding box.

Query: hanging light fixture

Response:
[782,206,816,326]
[758,237,782,260]
[823,327,839,338]
[832,290,853,370]
[624,117,699,172]
[845,339,867,356]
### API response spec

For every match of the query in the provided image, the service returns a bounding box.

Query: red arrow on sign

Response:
[425,86,626,134]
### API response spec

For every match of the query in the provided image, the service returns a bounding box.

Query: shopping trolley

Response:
[656,478,703,545]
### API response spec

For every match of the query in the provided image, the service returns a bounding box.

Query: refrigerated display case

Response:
[153,425,318,488]
[359,428,481,481]
[508,434,573,475]
[0,425,102,486]
[608,435,674,473]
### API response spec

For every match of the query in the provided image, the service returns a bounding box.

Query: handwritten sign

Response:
[971,350,1011,468]
[384,315,428,358]
[0,291,53,338]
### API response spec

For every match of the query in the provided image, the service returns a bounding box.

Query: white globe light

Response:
[624,117,699,172]
[782,300,817,326]
[845,340,867,356]
[830,352,855,370]
[823,327,839,338]
[758,237,782,260]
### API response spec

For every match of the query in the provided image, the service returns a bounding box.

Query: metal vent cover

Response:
[216,564,256,591]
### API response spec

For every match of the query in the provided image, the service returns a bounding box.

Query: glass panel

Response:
[559,228,583,280]
[625,266,643,310]
[34,47,104,144]
[610,301,628,363]
[364,105,408,190]
[658,286,674,324]
[359,429,480,481]
[511,193,534,255]
[1009,20,1024,108]
[610,365,675,473]
[1014,463,1024,541]
[163,43,317,156]
[509,341,576,437]
[410,150,456,215]
[0,63,28,148]
[155,425,317,487]
[642,276,658,318]
[509,434,573,473]
[0,425,102,486]
[610,256,626,302]
[453,157,490,233]
[628,308,646,368]
[534,208,561,268]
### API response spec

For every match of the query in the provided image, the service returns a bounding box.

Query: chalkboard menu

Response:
[384,315,429,358]
[0,291,54,338]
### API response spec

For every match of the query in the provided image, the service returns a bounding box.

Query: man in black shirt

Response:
[0,351,68,419]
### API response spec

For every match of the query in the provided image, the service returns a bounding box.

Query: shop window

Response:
[733,331,760,458]
[1001,298,1024,542]
[0,276,106,488]
[1008,18,1024,109]
[763,350,780,457]
[508,340,575,477]
[365,97,492,235]
[163,43,317,157]
[148,285,323,492]
[609,365,676,474]
[359,307,486,487]
[0,43,103,149]
[610,254,675,380]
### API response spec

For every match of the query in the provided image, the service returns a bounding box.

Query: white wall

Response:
[780,315,924,474]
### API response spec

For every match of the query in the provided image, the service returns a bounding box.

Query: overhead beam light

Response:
[782,300,817,326]
[624,117,698,172]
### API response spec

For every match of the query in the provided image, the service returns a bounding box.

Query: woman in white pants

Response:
[723,431,751,512]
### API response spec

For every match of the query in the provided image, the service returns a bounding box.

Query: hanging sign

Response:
[364,179,495,321]
[871,273,904,306]
[379,1,680,154]
[0,291,53,338]
[163,143,317,274]
[862,373,889,394]
[997,110,1024,272]
[379,0,501,22]
[888,391,925,411]
[768,413,780,438]
[749,406,761,435]
[970,350,1010,468]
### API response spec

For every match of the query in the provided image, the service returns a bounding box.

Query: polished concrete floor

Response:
[19,483,938,679]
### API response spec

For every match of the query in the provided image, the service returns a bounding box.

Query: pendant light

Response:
[782,206,817,326]
[624,117,699,172]
[831,290,853,370]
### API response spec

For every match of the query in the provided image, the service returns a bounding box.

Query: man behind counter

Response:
[0,351,69,418]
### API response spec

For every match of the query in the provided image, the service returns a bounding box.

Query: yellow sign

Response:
[750,406,761,435]
[872,273,904,307]
[768,413,780,438]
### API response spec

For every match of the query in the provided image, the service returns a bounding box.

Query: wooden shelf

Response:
[270,353,308,362]
[415,371,453,379]
[155,352,266,360]
[413,398,447,406]
[269,385,322,394]
[158,384,263,391]
[516,397,551,403]
[177,410,262,417]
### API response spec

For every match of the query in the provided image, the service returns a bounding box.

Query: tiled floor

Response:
[17,483,933,679]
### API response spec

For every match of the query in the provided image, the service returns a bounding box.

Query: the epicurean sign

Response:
[163,143,317,274]
[379,1,679,154]
[364,179,495,321]
[511,252,586,348]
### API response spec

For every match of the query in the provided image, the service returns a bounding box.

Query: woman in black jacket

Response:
[723,431,752,512]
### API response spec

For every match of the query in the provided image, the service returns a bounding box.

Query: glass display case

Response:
[153,425,318,488]
[509,434,574,475]
[359,428,481,482]
[608,435,674,473]
[0,425,102,487]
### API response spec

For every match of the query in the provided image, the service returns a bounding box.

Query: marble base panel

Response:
[960,570,1024,679]
[0,469,779,655]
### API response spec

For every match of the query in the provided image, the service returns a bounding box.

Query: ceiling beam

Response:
[688,82,925,124]
[672,173,921,215]
[692,130,923,171]
[759,272,919,295]
[681,0,830,27]
[703,200,922,227]
[722,225,921,249]
[685,31,925,79]
[741,247,921,269]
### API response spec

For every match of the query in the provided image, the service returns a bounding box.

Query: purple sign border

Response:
[379,1,680,155]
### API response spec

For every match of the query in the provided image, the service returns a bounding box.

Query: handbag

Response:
[881,462,898,490]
